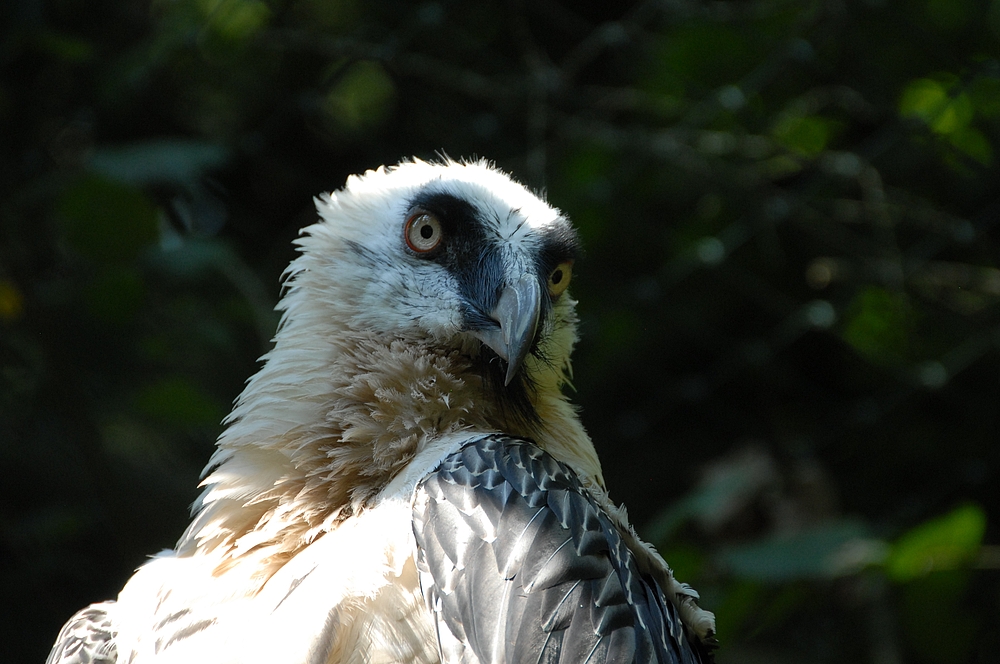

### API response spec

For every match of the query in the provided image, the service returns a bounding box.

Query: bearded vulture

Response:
[48,159,717,664]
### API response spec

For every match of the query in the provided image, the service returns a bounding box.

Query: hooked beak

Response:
[472,274,542,386]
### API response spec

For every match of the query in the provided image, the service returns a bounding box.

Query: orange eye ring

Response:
[404,212,443,253]
[547,261,573,298]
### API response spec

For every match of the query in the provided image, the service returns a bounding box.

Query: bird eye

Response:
[405,212,443,253]
[547,261,573,298]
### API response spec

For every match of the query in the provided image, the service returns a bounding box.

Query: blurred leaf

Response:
[564,145,616,190]
[925,0,972,31]
[323,61,395,132]
[289,0,358,31]
[900,78,973,135]
[948,126,992,165]
[711,580,763,639]
[147,237,235,280]
[0,279,24,322]
[88,140,229,186]
[899,74,994,164]
[773,115,837,158]
[135,376,226,427]
[56,176,159,264]
[646,446,778,544]
[37,32,94,62]
[199,0,271,41]
[84,267,145,323]
[887,504,986,581]
[100,416,179,467]
[841,286,913,365]
[646,23,751,95]
[763,154,803,178]
[717,520,872,581]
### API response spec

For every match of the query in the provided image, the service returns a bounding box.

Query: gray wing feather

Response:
[413,435,711,664]
[46,603,117,664]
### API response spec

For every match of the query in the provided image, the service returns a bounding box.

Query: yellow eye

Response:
[547,261,573,298]
[405,212,443,253]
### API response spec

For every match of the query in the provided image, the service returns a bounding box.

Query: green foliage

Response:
[718,520,873,581]
[322,61,396,134]
[135,375,227,427]
[56,176,159,264]
[891,508,989,663]
[0,280,24,323]
[84,266,146,323]
[900,76,994,165]
[887,504,986,582]
[901,78,974,135]
[841,287,914,365]
[646,23,752,96]
[88,140,229,186]
[773,115,838,158]
[36,31,95,62]
[198,0,271,42]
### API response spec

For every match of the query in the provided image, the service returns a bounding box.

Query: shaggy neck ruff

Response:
[175,326,602,582]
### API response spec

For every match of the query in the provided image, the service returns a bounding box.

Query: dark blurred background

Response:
[2,0,998,662]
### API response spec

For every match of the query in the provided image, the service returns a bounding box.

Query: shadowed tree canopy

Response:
[1,1,997,662]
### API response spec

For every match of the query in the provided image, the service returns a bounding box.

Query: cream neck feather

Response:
[175,303,602,583]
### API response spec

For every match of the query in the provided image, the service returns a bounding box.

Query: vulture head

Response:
[293,158,582,425]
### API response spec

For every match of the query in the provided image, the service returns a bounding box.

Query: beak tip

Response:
[472,274,543,387]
